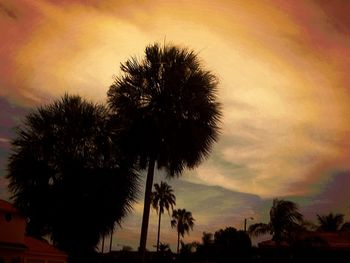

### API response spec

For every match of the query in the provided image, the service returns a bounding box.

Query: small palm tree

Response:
[151,181,176,252]
[158,242,171,253]
[171,208,195,253]
[249,199,303,244]
[317,213,344,231]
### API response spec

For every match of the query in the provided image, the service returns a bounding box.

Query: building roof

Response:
[258,240,289,248]
[0,199,18,213]
[0,199,67,259]
[0,241,27,250]
[302,231,350,249]
[24,237,67,257]
[258,231,350,250]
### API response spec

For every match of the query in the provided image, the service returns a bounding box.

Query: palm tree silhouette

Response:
[7,95,138,262]
[317,212,344,231]
[171,208,195,253]
[151,181,176,252]
[249,199,303,244]
[158,242,171,253]
[107,43,221,258]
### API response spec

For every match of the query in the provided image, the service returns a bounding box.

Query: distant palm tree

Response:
[151,181,176,252]
[171,208,195,253]
[158,242,171,253]
[317,213,344,232]
[249,199,303,243]
[107,43,221,258]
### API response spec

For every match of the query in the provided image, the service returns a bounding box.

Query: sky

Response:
[1,0,350,252]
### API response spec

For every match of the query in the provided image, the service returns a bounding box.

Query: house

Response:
[0,199,68,263]
[258,231,350,250]
[258,232,350,262]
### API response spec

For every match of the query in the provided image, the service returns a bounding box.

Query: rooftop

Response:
[0,199,18,213]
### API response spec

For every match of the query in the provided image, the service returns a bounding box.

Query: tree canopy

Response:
[7,95,139,262]
[317,212,345,232]
[214,227,251,263]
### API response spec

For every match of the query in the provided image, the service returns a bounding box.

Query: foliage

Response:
[151,181,176,215]
[107,42,221,255]
[151,181,176,251]
[317,213,344,232]
[7,95,138,262]
[249,199,303,243]
[196,232,215,261]
[178,241,199,263]
[202,231,214,245]
[121,246,133,252]
[180,241,199,254]
[107,43,221,174]
[158,242,171,253]
[171,208,195,253]
[214,227,251,263]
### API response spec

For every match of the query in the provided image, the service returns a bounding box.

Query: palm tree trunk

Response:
[156,211,162,251]
[177,231,180,254]
[109,230,113,252]
[139,157,156,261]
[101,236,105,253]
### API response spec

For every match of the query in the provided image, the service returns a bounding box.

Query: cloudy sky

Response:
[1,0,350,251]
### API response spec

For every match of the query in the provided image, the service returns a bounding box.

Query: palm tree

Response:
[171,208,195,253]
[151,181,176,252]
[248,199,303,244]
[317,212,344,231]
[7,94,138,262]
[158,242,171,253]
[107,43,221,257]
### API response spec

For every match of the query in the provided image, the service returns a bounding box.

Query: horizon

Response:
[1,0,350,252]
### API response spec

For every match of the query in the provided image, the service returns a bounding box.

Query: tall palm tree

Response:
[7,94,138,262]
[248,199,303,244]
[107,43,221,257]
[317,212,344,232]
[151,181,176,252]
[171,208,195,253]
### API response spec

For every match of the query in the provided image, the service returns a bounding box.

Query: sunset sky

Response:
[1,0,350,251]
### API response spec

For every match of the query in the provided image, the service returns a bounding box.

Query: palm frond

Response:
[107,43,222,176]
[248,223,271,237]
[317,212,344,231]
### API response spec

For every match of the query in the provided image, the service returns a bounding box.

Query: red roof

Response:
[0,199,18,213]
[24,237,66,256]
[258,232,350,250]
[302,232,350,249]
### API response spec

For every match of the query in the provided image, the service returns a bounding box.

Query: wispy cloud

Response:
[1,0,350,251]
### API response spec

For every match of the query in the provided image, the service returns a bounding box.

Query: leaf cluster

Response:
[108,43,221,175]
